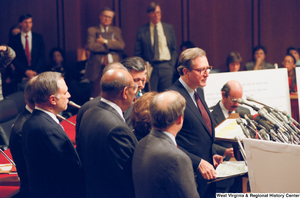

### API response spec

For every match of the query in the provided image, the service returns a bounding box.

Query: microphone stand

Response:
[0,148,16,167]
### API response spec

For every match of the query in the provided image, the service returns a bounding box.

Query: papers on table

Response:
[216,161,248,178]
[215,119,245,140]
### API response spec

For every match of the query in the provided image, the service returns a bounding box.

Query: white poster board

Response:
[296,67,300,116]
[243,138,300,193]
[203,68,291,115]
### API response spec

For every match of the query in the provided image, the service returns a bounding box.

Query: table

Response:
[0,115,77,198]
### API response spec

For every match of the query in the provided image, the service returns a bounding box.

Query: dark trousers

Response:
[150,61,173,92]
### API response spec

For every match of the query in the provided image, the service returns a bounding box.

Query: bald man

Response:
[132,90,199,198]
[78,68,138,198]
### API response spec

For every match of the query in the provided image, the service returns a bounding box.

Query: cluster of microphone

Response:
[236,96,300,144]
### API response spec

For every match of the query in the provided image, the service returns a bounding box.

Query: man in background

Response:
[9,14,46,87]
[132,90,199,198]
[134,2,177,92]
[85,7,125,97]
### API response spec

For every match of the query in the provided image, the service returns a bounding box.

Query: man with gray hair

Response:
[78,68,138,197]
[22,71,84,198]
[132,90,199,198]
[169,47,223,198]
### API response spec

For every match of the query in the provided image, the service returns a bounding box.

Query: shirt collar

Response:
[25,105,33,113]
[100,24,109,32]
[35,106,60,124]
[100,97,125,122]
[150,21,162,28]
[162,131,177,146]
[21,30,32,38]
[179,77,197,97]
[219,100,234,118]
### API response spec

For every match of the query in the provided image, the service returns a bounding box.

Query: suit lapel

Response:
[211,102,226,126]
[174,81,213,137]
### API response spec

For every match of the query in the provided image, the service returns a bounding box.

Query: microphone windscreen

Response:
[239,110,248,119]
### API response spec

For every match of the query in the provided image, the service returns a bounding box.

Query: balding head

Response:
[101,69,136,111]
[150,90,186,130]
[221,80,243,112]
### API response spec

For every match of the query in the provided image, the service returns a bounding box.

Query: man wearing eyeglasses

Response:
[210,80,250,192]
[78,68,138,198]
[168,47,223,198]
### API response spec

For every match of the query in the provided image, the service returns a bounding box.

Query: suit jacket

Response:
[132,129,199,198]
[9,108,31,198]
[78,101,137,198]
[210,101,251,157]
[169,80,216,198]
[75,96,133,158]
[85,25,125,81]
[134,22,177,67]
[22,109,84,198]
[9,32,46,83]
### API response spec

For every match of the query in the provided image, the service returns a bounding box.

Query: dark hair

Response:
[8,24,21,42]
[226,52,242,69]
[19,14,32,23]
[221,83,231,97]
[253,45,267,57]
[147,2,159,13]
[49,47,65,62]
[121,57,146,73]
[287,46,300,56]
[180,41,195,51]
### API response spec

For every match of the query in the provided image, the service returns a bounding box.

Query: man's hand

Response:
[25,70,37,79]
[198,159,217,180]
[224,148,234,158]
[96,35,107,45]
[213,154,223,168]
[0,45,7,52]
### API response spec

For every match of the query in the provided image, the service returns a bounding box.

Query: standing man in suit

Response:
[9,76,36,198]
[85,7,125,97]
[9,14,46,87]
[22,72,84,198]
[132,90,199,198]
[78,68,138,198]
[134,2,177,92]
[169,47,223,198]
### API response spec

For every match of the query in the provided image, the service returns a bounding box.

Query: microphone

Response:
[236,118,250,138]
[282,111,300,128]
[69,101,81,109]
[239,110,257,131]
[237,98,260,111]
[57,114,76,126]
[246,96,274,110]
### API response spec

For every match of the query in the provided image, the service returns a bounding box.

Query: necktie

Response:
[25,34,31,66]
[153,24,159,61]
[228,111,232,116]
[194,91,212,135]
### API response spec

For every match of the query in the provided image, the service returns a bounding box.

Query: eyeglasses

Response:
[192,66,213,74]
[127,84,138,94]
[228,96,240,103]
[282,60,293,64]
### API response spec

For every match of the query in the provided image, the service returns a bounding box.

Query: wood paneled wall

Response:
[1,0,300,71]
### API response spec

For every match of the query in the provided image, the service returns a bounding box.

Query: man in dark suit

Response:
[132,90,199,198]
[134,2,177,92]
[78,68,138,198]
[85,7,125,97]
[22,72,84,198]
[210,80,250,193]
[9,14,46,87]
[168,47,223,198]
[9,77,36,198]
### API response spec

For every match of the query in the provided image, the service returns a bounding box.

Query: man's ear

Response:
[122,87,128,100]
[182,68,188,75]
[221,91,226,99]
[177,115,184,125]
[49,95,57,105]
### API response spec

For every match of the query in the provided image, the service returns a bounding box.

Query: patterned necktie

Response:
[153,24,159,61]
[194,91,212,135]
[25,34,31,66]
